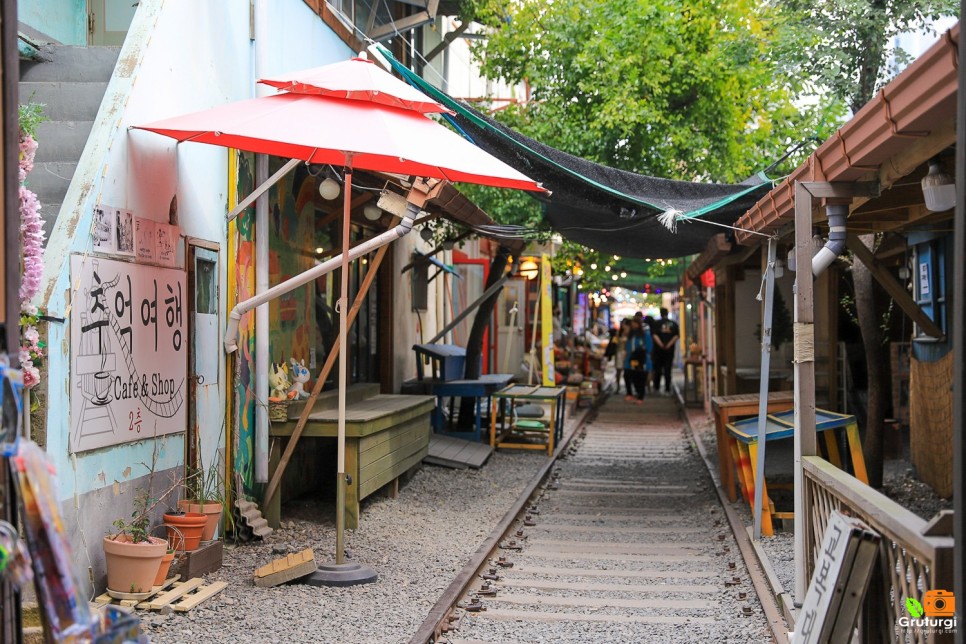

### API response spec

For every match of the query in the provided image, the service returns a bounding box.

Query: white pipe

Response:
[255,155,269,483]
[812,204,848,277]
[253,0,270,484]
[227,159,300,222]
[225,208,417,353]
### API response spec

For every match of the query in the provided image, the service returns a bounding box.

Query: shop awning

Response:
[379,47,772,259]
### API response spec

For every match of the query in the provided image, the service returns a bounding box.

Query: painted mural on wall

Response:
[69,255,187,452]
[233,152,257,491]
[231,154,330,493]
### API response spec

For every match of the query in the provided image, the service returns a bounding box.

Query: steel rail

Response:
[678,388,791,644]
[408,404,595,644]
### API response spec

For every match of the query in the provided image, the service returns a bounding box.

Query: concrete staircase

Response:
[19,45,120,241]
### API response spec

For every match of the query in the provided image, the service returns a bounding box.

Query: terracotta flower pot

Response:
[153,550,175,586]
[178,499,223,541]
[103,535,167,594]
[163,512,207,552]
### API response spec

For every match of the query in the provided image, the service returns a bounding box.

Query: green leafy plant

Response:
[111,487,154,543]
[18,102,46,139]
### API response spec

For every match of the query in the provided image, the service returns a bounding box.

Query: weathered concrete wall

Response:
[63,463,181,596]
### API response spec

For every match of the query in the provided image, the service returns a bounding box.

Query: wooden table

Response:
[419,374,514,441]
[490,385,566,456]
[268,394,435,529]
[711,391,794,502]
[727,409,867,537]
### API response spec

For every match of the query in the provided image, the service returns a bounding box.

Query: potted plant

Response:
[180,426,228,542]
[178,461,225,542]
[153,547,176,586]
[103,488,167,594]
[162,508,207,552]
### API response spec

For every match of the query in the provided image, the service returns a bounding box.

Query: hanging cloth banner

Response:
[540,253,555,386]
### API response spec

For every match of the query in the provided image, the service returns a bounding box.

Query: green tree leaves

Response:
[775,0,959,113]
[474,0,826,184]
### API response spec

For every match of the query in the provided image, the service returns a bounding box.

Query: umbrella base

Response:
[302,562,378,587]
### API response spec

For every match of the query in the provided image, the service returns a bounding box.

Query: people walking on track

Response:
[613,319,630,394]
[651,307,679,396]
[624,317,652,404]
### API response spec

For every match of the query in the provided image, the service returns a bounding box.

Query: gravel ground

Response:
[139,440,564,644]
[451,395,772,643]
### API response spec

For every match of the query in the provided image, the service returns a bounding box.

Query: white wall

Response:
[39,0,352,502]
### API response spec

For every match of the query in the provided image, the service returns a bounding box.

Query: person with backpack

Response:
[624,317,652,404]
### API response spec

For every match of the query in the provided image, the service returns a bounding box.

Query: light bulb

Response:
[319,178,340,200]
[363,204,382,221]
[921,160,956,212]
[519,259,539,280]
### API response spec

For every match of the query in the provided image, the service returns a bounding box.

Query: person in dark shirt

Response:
[651,307,679,395]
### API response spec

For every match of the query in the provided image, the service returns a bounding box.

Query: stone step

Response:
[23,161,75,206]
[20,45,120,82]
[19,81,108,121]
[32,120,93,163]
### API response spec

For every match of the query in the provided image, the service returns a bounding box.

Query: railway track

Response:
[414,392,779,643]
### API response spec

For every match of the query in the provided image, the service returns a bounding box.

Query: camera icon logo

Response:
[923,590,956,617]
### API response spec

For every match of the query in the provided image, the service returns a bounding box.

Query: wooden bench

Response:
[267,384,435,529]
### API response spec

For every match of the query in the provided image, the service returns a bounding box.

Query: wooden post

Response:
[793,181,818,604]
[953,8,965,636]
[793,180,879,603]
[723,266,738,395]
[262,242,389,510]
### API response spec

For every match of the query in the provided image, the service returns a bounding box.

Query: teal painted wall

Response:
[19,0,87,45]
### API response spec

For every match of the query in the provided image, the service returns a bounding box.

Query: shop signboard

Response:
[69,255,187,452]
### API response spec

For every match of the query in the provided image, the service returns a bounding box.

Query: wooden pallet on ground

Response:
[93,577,226,614]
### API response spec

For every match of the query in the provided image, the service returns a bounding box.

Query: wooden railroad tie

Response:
[93,577,227,614]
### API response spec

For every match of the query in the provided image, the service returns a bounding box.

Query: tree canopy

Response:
[458,0,844,285]
[775,0,958,113]
[471,0,837,183]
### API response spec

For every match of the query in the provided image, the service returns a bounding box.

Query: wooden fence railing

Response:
[803,456,954,644]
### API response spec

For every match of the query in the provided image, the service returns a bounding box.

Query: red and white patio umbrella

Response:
[135,55,543,585]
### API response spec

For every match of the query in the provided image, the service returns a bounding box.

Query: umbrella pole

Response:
[336,168,351,566]
[306,165,377,587]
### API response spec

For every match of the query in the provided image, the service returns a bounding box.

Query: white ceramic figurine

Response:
[288,358,311,399]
